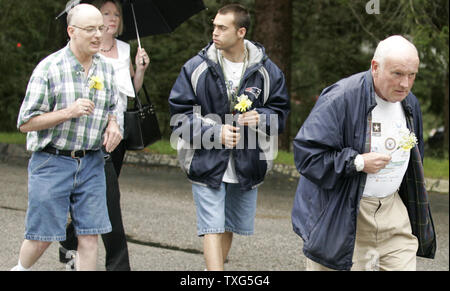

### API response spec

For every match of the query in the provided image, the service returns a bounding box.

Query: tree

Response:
[289,0,374,144]
[253,0,292,151]
[0,0,66,131]
[1,0,447,159]
[406,0,449,154]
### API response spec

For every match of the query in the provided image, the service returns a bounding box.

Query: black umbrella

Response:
[57,0,206,43]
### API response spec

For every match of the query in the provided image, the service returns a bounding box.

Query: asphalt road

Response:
[0,159,448,271]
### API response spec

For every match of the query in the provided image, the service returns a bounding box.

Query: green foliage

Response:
[423,156,449,180]
[405,0,449,121]
[289,0,448,152]
[0,131,27,144]
[145,140,177,155]
[0,0,66,131]
[274,149,294,166]
[0,0,448,157]
[1,131,447,179]
[290,0,376,133]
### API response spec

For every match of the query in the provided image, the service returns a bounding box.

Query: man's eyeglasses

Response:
[71,25,105,35]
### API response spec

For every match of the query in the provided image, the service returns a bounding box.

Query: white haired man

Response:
[291,35,436,271]
[12,4,121,271]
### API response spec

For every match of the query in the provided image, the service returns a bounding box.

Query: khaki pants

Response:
[306,192,419,271]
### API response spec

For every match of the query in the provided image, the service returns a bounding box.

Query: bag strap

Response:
[141,83,153,106]
[130,78,153,110]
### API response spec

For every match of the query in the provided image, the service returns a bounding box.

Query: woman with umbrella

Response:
[94,0,149,173]
[59,0,150,271]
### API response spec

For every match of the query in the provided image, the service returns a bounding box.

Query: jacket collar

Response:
[363,69,377,114]
[200,40,267,68]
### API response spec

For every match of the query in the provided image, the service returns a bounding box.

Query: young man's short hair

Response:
[218,3,250,32]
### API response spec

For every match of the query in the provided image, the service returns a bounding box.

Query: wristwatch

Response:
[354,154,365,172]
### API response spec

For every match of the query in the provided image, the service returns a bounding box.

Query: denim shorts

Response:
[24,150,112,241]
[192,182,258,236]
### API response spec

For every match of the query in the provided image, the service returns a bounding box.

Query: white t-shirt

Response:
[99,39,135,135]
[363,94,411,198]
[221,57,244,184]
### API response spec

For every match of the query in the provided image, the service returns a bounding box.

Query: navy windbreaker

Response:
[291,70,435,270]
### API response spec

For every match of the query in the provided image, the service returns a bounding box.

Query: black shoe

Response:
[59,247,75,264]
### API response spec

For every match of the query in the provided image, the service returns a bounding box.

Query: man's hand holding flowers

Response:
[234,94,259,127]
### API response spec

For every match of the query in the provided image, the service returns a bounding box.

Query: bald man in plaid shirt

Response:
[12,4,122,271]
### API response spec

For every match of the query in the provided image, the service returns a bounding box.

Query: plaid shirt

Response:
[17,44,118,152]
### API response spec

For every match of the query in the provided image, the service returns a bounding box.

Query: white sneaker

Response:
[10,260,30,271]
[10,265,30,271]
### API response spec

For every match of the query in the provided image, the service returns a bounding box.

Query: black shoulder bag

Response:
[124,83,161,150]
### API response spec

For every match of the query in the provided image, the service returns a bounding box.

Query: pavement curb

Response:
[1,143,448,194]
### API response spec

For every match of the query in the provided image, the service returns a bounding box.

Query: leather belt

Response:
[42,146,96,158]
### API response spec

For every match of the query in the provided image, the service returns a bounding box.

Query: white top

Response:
[223,58,245,100]
[99,39,135,135]
[363,94,411,198]
[221,57,244,184]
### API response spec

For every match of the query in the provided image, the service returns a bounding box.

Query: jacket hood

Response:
[199,40,267,68]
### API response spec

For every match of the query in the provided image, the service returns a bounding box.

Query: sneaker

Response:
[59,247,75,264]
[10,263,30,271]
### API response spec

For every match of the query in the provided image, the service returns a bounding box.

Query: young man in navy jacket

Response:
[169,4,289,271]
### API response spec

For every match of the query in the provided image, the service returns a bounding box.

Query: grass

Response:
[1,132,448,180]
[147,140,449,180]
[423,157,449,180]
[144,139,177,155]
[274,150,295,165]
[0,131,27,144]
[275,150,449,180]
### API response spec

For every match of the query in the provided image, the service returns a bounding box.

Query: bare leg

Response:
[17,240,52,269]
[204,233,224,271]
[76,235,98,271]
[222,231,233,263]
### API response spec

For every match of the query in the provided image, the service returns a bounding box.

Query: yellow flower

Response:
[396,129,418,152]
[234,94,252,113]
[89,75,104,91]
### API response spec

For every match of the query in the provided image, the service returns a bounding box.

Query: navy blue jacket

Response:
[291,70,435,270]
[169,40,290,191]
